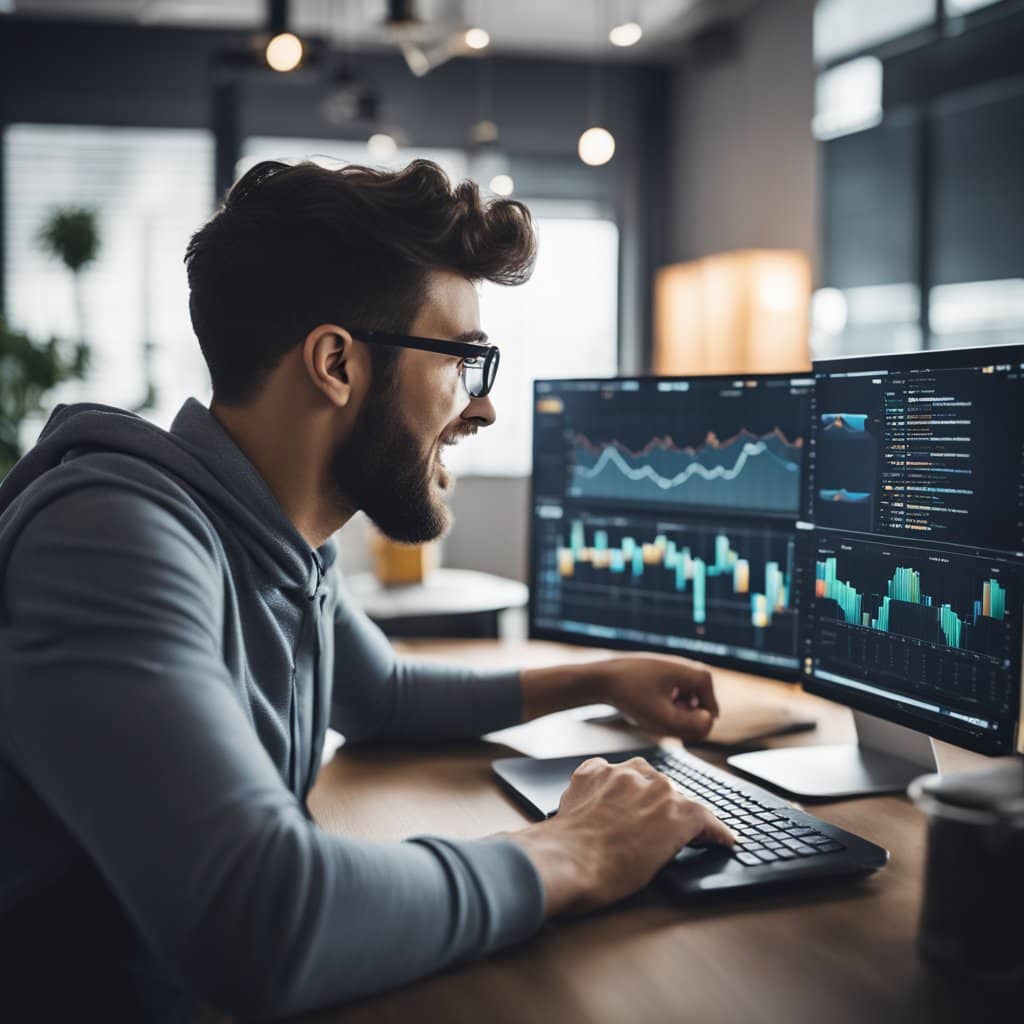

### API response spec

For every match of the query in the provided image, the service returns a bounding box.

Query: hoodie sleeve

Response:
[329,578,525,743]
[0,487,544,1019]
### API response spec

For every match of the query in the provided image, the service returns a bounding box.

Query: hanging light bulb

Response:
[464,27,491,50]
[578,126,616,166]
[367,133,399,160]
[265,31,303,72]
[489,173,514,196]
[609,21,643,46]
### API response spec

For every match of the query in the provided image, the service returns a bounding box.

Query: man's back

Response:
[0,399,541,1017]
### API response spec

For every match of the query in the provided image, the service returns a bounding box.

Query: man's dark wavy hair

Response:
[184,159,537,405]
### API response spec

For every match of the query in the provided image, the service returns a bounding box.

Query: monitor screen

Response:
[800,345,1024,755]
[529,374,814,678]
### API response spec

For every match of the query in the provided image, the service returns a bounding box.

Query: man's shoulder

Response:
[1,457,223,589]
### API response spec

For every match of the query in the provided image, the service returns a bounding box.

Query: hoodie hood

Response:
[0,399,331,600]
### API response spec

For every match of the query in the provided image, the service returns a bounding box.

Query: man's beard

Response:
[329,384,475,544]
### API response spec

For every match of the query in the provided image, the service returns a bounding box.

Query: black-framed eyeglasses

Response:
[348,328,500,398]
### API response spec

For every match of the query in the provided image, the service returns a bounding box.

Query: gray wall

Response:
[334,477,530,581]
[667,0,819,275]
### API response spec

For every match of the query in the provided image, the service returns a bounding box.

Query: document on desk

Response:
[484,704,660,760]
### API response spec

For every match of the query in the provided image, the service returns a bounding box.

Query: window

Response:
[239,139,620,476]
[946,0,1006,14]
[814,0,937,66]
[813,57,883,141]
[929,279,1024,350]
[811,283,922,358]
[460,206,619,476]
[238,136,468,184]
[3,125,214,442]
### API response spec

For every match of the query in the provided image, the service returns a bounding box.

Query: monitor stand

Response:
[726,710,941,800]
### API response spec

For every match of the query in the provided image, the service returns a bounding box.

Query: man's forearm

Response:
[520,661,610,722]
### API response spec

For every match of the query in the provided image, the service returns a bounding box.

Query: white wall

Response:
[333,476,531,583]
[444,476,531,581]
[668,0,819,274]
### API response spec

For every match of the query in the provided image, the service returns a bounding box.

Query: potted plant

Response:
[37,206,100,347]
[0,318,89,477]
[0,207,101,478]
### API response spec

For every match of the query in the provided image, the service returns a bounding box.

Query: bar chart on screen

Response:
[807,532,1021,723]
[533,512,801,666]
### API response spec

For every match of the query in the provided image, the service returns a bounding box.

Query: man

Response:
[0,159,731,1020]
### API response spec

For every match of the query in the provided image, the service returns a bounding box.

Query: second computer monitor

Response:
[800,344,1024,757]
[529,373,814,679]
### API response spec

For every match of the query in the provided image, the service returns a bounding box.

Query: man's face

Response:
[329,269,496,543]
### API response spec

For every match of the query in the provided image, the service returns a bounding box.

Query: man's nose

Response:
[463,393,496,427]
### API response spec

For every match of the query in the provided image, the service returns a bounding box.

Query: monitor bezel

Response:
[803,342,1024,757]
[809,342,1024,379]
[802,665,1020,756]
[527,370,814,684]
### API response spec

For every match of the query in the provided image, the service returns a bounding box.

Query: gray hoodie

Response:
[0,399,544,1019]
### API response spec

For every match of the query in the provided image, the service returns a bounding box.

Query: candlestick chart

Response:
[533,516,800,665]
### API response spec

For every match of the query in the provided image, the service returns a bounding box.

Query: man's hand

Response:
[592,653,719,743]
[504,756,735,916]
[520,653,719,743]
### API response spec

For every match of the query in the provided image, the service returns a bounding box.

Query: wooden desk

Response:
[303,640,1018,1024]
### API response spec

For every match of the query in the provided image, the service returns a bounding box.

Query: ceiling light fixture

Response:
[489,173,515,197]
[470,59,513,196]
[384,0,489,77]
[264,0,304,72]
[265,31,303,72]
[579,10,616,169]
[609,21,643,46]
[578,126,616,166]
[367,133,399,161]
[464,27,491,50]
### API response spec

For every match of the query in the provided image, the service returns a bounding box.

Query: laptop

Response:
[492,746,889,898]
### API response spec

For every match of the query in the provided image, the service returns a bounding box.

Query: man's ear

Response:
[302,325,359,408]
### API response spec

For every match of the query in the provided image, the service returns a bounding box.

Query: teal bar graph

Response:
[558,523,792,630]
[693,558,707,624]
[815,556,1008,651]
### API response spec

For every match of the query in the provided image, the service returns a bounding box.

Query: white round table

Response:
[344,568,529,639]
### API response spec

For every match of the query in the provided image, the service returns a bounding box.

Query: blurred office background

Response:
[1,0,1022,583]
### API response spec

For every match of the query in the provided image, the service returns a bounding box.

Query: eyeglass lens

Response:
[462,349,498,398]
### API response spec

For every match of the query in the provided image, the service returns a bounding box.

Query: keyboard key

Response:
[651,757,853,864]
[788,842,819,856]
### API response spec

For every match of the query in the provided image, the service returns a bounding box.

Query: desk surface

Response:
[304,640,1017,1024]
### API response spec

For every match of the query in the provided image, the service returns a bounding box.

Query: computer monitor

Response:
[528,372,814,680]
[729,344,1024,798]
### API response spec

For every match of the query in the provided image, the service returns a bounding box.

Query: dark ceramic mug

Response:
[909,762,1024,984]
